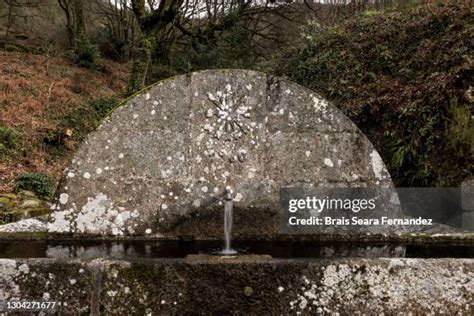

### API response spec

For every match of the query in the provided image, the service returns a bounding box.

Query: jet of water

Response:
[222,186,237,255]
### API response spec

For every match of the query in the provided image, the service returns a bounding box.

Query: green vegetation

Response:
[126,37,152,96]
[274,1,473,186]
[447,98,474,157]
[14,173,54,200]
[0,126,22,162]
[4,43,22,52]
[60,96,119,139]
[70,39,103,70]
[40,96,120,161]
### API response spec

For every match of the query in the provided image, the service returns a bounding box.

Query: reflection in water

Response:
[0,240,472,259]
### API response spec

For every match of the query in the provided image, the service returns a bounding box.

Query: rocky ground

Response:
[0,190,49,226]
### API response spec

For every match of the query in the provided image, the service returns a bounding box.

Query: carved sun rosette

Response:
[203,84,257,163]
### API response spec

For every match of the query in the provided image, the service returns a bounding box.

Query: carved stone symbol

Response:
[204,84,254,163]
[206,84,253,141]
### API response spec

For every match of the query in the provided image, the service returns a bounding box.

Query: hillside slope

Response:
[0,51,130,192]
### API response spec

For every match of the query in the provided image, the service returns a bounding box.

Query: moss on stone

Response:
[243,286,254,296]
[120,262,180,283]
[100,261,185,314]
[0,196,15,211]
[126,37,152,96]
[0,125,22,162]
[0,231,49,240]
[0,193,17,200]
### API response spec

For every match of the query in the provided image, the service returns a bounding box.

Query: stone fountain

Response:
[0,70,472,314]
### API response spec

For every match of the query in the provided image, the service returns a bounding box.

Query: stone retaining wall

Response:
[1,257,473,314]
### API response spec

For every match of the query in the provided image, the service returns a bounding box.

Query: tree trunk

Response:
[126,0,183,95]
[5,4,13,39]
[72,0,86,43]
[57,0,75,46]
[126,36,152,95]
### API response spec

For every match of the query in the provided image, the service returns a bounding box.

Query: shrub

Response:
[0,144,8,162]
[447,98,474,157]
[4,43,22,52]
[68,39,104,71]
[89,96,119,122]
[59,96,119,140]
[273,1,473,186]
[0,126,22,162]
[15,173,54,200]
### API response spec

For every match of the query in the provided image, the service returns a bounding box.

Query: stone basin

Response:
[1,234,473,314]
[1,255,473,314]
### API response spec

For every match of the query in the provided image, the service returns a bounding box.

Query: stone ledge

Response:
[185,254,273,263]
[1,231,474,242]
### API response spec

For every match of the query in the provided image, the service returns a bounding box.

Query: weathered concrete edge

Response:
[1,257,473,314]
[1,231,474,243]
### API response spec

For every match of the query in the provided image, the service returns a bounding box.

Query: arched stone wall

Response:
[48,70,395,237]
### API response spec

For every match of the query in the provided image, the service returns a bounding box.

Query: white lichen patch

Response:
[234,193,243,202]
[370,150,385,180]
[323,158,334,167]
[75,193,135,236]
[83,172,91,179]
[59,193,69,205]
[0,260,22,300]
[107,290,118,297]
[48,209,74,233]
[18,263,29,274]
[287,260,474,314]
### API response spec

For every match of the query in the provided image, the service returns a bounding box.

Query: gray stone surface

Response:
[0,217,47,233]
[48,70,395,237]
[0,257,473,314]
[463,212,474,230]
[462,178,474,211]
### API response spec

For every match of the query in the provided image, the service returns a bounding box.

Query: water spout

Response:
[222,186,237,255]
